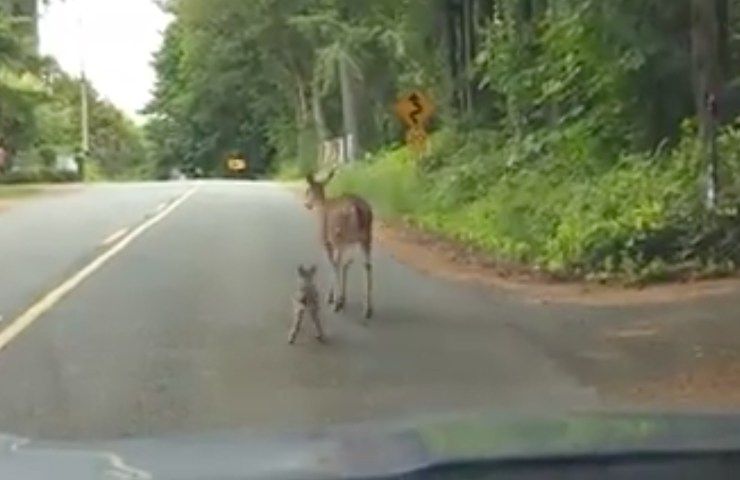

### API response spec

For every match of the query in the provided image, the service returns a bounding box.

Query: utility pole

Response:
[77,10,89,179]
[80,73,90,154]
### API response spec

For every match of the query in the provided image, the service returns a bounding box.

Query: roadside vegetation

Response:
[150,0,740,282]
[0,184,41,200]
[333,125,740,282]
[0,6,149,184]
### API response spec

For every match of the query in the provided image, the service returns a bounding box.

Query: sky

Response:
[38,0,171,120]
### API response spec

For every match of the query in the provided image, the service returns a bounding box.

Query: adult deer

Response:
[304,170,374,319]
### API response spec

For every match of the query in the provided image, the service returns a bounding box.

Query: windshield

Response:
[1,0,740,467]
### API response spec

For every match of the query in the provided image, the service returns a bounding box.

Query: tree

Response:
[691,0,722,209]
[146,0,740,186]
[0,9,42,155]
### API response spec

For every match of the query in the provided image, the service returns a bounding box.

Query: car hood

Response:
[4,411,740,479]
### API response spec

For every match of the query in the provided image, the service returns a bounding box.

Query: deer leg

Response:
[289,307,305,344]
[310,308,324,342]
[333,249,346,312]
[325,243,336,305]
[340,259,352,306]
[362,243,373,319]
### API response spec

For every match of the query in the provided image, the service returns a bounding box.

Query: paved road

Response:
[1,180,727,442]
[0,183,193,321]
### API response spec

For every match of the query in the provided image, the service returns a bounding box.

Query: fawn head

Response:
[297,264,318,284]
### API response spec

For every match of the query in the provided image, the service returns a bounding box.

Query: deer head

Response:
[304,169,336,210]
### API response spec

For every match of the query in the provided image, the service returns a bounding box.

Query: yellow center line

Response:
[0,186,199,352]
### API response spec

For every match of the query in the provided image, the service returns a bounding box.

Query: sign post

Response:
[395,91,435,155]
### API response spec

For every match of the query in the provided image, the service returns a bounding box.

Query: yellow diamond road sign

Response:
[227,158,247,172]
[395,91,435,128]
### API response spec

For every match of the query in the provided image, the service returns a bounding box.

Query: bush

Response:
[332,123,740,282]
[274,160,305,181]
[0,168,80,184]
[330,147,426,219]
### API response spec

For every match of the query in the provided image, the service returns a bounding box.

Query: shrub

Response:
[332,122,740,282]
[0,168,80,184]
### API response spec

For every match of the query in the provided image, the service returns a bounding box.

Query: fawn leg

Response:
[289,308,304,344]
[310,309,324,342]
[362,242,373,319]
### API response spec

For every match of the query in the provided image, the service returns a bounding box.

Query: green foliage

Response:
[334,121,740,281]
[0,185,41,199]
[145,1,296,176]
[0,10,42,151]
[0,167,79,184]
[330,147,422,218]
[146,0,450,173]
[149,0,740,281]
[0,7,148,182]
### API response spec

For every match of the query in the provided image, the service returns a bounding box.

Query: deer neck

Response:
[316,201,330,243]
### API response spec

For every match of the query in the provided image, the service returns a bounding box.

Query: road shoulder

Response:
[375,220,740,307]
[376,220,740,408]
[0,184,82,213]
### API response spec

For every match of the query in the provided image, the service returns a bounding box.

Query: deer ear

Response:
[308,265,317,276]
[297,265,306,276]
[322,168,336,184]
[306,172,315,185]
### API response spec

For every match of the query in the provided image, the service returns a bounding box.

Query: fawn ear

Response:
[297,265,306,276]
[305,172,316,185]
[308,265,317,276]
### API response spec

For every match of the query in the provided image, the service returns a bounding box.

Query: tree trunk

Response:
[451,1,465,112]
[716,0,730,76]
[439,0,458,112]
[462,0,474,114]
[295,74,311,131]
[480,0,496,20]
[295,73,314,170]
[338,53,360,162]
[691,0,722,210]
[311,82,330,142]
[502,0,523,148]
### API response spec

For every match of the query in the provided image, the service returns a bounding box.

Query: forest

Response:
[1,0,739,278]
[146,0,740,280]
[0,3,148,182]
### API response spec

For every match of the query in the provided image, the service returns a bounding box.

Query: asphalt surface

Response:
[0,183,194,321]
[0,180,723,442]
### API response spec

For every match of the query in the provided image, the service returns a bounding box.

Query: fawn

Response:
[289,264,324,344]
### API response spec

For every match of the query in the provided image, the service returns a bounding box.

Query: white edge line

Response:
[105,452,153,480]
[0,186,199,351]
[101,228,129,247]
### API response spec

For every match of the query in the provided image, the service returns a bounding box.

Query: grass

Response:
[274,160,306,181]
[329,127,740,283]
[0,184,42,200]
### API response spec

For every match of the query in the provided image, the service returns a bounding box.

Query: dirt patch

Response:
[610,359,740,409]
[0,184,81,214]
[374,221,740,307]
